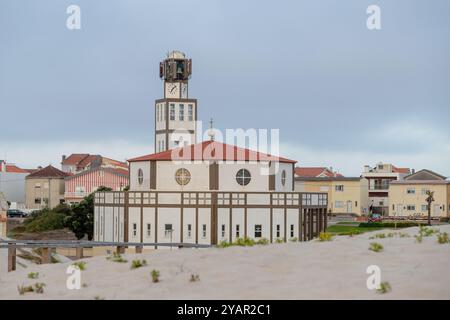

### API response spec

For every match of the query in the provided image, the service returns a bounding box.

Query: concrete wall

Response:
[0,172,27,204]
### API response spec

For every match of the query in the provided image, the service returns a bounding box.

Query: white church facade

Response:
[94,51,328,247]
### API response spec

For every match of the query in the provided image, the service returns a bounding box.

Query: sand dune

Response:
[0,225,449,300]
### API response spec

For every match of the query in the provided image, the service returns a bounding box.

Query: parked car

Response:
[368,213,382,223]
[6,209,27,218]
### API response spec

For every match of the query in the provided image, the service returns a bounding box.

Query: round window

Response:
[236,169,251,186]
[137,168,144,185]
[175,168,191,186]
[281,170,286,186]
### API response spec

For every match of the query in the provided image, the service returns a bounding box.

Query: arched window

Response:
[236,169,251,186]
[175,168,191,186]
[137,168,144,185]
[281,170,286,186]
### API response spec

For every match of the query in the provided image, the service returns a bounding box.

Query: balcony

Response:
[64,192,88,199]
[369,185,390,191]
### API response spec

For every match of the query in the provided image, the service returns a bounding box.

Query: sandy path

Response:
[0,225,449,300]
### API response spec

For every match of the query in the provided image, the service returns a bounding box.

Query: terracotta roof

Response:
[26,165,70,179]
[294,167,342,178]
[392,166,410,174]
[78,155,101,168]
[128,141,296,164]
[62,154,90,166]
[5,164,29,173]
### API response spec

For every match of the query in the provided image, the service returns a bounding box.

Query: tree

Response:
[425,190,435,226]
[65,186,112,240]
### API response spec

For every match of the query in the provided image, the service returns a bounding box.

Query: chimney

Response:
[61,155,66,163]
[412,168,416,174]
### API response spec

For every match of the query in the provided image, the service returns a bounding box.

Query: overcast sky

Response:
[1,0,449,176]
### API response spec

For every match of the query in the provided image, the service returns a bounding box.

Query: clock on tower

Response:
[154,51,197,153]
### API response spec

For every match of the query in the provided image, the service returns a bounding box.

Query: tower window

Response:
[179,104,184,121]
[290,224,294,238]
[235,224,240,238]
[147,223,151,237]
[188,104,193,121]
[187,224,192,238]
[170,104,175,121]
[221,224,226,238]
[236,169,251,186]
[276,224,280,238]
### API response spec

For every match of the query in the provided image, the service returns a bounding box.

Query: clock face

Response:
[181,83,188,98]
[165,82,180,98]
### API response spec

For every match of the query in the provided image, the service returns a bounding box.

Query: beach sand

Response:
[0,225,449,300]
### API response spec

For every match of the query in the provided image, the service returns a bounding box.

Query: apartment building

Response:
[361,162,410,215]
[295,177,369,216]
[389,169,449,218]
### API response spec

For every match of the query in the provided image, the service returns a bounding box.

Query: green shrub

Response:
[377,282,391,294]
[22,207,69,233]
[106,252,128,263]
[151,270,160,283]
[190,274,200,282]
[73,261,87,271]
[275,238,284,244]
[318,232,333,242]
[369,242,383,252]
[359,222,423,229]
[256,238,269,245]
[28,272,39,279]
[289,237,298,242]
[437,232,449,244]
[131,259,147,269]
[217,241,232,248]
[34,283,45,294]
[17,285,34,295]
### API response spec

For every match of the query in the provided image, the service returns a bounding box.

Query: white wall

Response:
[157,161,210,191]
[129,161,151,191]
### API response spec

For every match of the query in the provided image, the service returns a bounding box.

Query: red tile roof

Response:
[62,154,90,166]
[294,167,342,178]
[128,141,296,164]
[26,165,70,179]
[5,164,29,173]
[392,166,410,174]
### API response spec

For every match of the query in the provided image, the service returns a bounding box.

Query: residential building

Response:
[389,169,450,218]
[61,154,127,175]
[0,160,31,205]
[294,167,342,178]
[65,167,129,204]
[295,177,369,216]
[25,165,70,210]
[0,192,8,238]
[94,51,328,247]
[361,162,410,215]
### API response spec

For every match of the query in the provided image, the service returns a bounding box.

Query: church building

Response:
[94,51,328,247]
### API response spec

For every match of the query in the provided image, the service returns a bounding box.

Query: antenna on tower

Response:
[208,118,215,141]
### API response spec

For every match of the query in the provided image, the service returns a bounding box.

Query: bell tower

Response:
[155,51,197,152]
